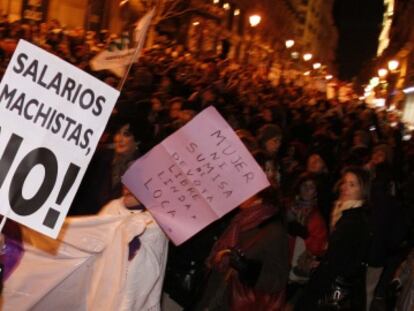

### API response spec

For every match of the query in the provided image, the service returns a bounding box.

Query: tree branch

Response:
[159,8,196,21]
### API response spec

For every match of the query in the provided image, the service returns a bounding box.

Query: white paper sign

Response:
[0,40,120,238]
[123,106,270,245]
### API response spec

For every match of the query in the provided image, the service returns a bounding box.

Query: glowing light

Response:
[223,3,230,10]
[291,51,299,59]
[234,9,240,16]
[388,60,399,71]
[192,21,200,26]
[403,134,412,141]
[249,15,261,27]
[303,53,313,61]
[378,68,388,78]
[373,98,386,107]
[313,62,321,70]
[304,71,311,76]
[325,75,333,80]
[403,86,414,94]
[213,0,219,4]
[370,77,380,87]
[285,40,295,48]
[365,85,373,94]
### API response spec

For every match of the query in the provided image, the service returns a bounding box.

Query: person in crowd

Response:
[257,124,283,188]
[2,20,414,310]
[98,187,168,311]
[343,130,372,166]
[364,143,408,311]
[284,173,328,310]
[305,152,334,227]
[392,249,414,311]
[195,186,289,311]
[365,144,393,175]
[296,166,372,310]
[69,116,141,215]
[280,141,307,193]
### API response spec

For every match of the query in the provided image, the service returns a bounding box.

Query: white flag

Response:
[90,8,155,76]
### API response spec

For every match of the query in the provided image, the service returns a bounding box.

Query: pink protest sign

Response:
[122,106,270,245]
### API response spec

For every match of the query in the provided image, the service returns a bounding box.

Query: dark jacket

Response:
[69,148,132,215]
[297,206,371,310]
[195,219,289,311]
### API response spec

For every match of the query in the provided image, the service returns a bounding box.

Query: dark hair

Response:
[260,186,280,207]
[251,149,267,169]
[292,172,318,196]
[110,115,141,143]
[257,124,282,145]
[336,166,371,202]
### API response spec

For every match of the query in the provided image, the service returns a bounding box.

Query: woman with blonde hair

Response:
[297,166,372,310]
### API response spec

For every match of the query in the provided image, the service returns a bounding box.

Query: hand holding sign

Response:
[122,106,270,245]
[0,40,120,238]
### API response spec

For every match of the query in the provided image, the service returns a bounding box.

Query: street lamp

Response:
[291,51,300,59]
[313,62,321,70]
[303,53,313,61]
[249,15,261,27]
[244,15,261,65]
[378,68,388,78]
[285,40,295,49]
[388,60,399,72]
[370,77,380,87]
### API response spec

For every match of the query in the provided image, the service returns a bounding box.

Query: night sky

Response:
[333,0,385,81]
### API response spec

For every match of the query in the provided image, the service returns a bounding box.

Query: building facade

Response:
[0,0,338,85]
[375,0,414,123]
[279,0,337,73]
[0,0,115,30]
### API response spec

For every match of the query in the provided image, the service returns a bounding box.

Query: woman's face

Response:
[299,180,317,201]
[262,109,273,122]
[307,154,325,173]
[114,124,136,155]
[371,149,386,165]
[339,172,362,201]
[151,98,162,112]
[265,137,281,156]
[169,101,182,119]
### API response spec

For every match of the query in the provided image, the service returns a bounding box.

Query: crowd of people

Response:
[2,18,414,311]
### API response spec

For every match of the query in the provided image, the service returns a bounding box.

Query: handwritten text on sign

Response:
[122,106,270,245]
[0,40,120,238]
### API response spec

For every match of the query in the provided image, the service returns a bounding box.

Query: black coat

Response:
[69,148,119,215]
[297,206,371,310]
[195,219,289,311]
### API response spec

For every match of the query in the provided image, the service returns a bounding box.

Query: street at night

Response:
[0,0,413,310]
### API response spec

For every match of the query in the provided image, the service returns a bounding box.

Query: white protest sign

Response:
[0,39,120,238]
[122,106,270,245]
